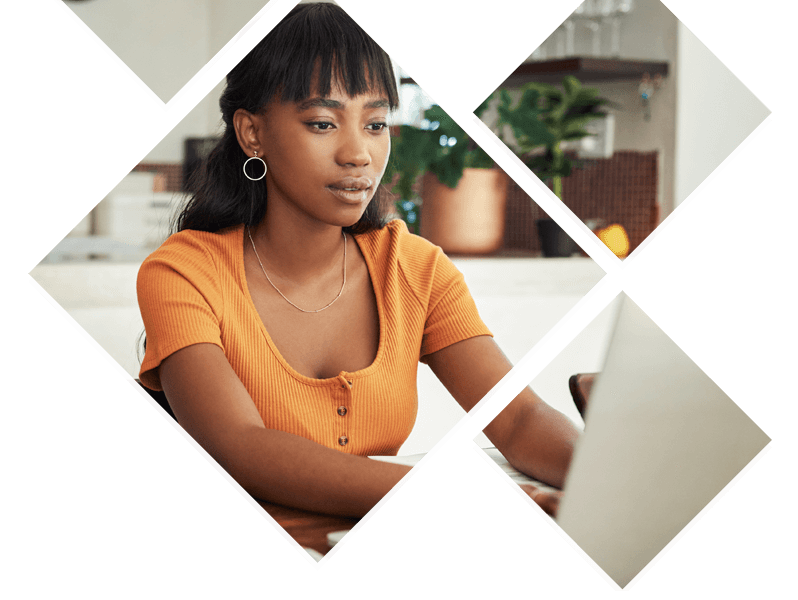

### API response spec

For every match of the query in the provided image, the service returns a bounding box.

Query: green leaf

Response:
[571,88,599,106]
[563,113,604,134]
[523,81,560,101]
[433,149,463,188]
[562,75,581,98]
[524,147,573,178]
[496,87,556,152]
[424,105,465,140]
[498,89,514,110]
[561,131,592,142]
[466,146,495,169]
[474,92,494,119]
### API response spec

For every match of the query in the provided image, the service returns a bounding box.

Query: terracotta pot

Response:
[419,168,508,255]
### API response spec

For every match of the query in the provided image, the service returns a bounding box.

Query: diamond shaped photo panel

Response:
[62,0,272,102]
[473,0,769,257]
[475,292,771,590]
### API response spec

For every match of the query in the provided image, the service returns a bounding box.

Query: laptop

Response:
[552,293,770,586]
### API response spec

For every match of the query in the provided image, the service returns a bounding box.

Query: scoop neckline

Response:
[236,224,386,387]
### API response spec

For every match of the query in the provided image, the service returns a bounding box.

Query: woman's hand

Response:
[520,484,563,517]
[425,336,581,489]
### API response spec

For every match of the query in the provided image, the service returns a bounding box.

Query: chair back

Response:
[135,379,177,421]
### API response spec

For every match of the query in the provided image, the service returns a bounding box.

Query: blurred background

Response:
[36,0,765,454]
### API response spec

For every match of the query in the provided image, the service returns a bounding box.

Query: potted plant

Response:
[495,76,612,256]
[385,104,506,254]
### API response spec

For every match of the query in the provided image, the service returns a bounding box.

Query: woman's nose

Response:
[335,128,371,167]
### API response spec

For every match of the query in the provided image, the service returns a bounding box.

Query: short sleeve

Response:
[137,234,225,390]
[418,247,493,361]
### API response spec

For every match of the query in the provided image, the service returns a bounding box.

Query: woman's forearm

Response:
[499,400,581,489]
[212,425,411,518]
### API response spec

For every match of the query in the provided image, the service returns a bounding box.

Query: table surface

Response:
[257,500,359,556]
[253,455,412,556]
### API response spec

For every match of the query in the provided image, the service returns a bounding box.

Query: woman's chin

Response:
[338,200,373,228]
[341,213,367,229]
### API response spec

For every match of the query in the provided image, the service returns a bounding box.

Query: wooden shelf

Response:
[399,57,668,88]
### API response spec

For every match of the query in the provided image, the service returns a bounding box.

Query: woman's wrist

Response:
[229,428,412,517]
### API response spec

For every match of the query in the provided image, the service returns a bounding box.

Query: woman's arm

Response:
[159,343,410,518]
[425,335,581,489]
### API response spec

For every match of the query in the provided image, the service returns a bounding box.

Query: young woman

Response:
[137,2,579,518]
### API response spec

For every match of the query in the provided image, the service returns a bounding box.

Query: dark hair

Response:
[139,4,398,366]
[175,2,399,235]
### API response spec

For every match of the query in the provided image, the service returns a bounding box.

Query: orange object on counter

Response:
[597,224,630,258]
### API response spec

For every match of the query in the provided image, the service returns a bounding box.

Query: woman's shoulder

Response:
[358,219,443,265]
[357,220,453,303]
[141,225,242,270]
[137,226,243,297]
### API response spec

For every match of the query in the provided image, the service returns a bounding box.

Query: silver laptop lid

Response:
[556,293,769,587]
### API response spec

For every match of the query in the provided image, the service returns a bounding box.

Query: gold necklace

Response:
[247,227,347,313]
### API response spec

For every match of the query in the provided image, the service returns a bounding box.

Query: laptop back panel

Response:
[556,294,769,587]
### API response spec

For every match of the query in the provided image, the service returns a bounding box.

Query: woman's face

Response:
[252,79,391,229]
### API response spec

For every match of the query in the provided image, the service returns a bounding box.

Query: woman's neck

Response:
[249,206,347,283]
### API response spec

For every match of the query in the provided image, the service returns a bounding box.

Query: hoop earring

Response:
[243,151,267,181]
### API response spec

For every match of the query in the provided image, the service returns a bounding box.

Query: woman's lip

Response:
[329,176,374,190]
[326,185,373,203]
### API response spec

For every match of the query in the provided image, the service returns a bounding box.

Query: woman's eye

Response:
[306,121,386,132]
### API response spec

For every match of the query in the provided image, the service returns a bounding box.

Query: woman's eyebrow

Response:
[295,97,390,111]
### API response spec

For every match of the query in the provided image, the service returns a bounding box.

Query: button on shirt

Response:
[335,375,352,449]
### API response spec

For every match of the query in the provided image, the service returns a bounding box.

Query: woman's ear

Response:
[232,108,263,157]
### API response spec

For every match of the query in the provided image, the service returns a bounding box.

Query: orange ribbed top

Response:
[137,219,492,456]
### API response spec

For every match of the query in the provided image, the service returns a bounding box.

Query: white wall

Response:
[69,0,212,103]
[674,22,769,206]
[68,0,273,163]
